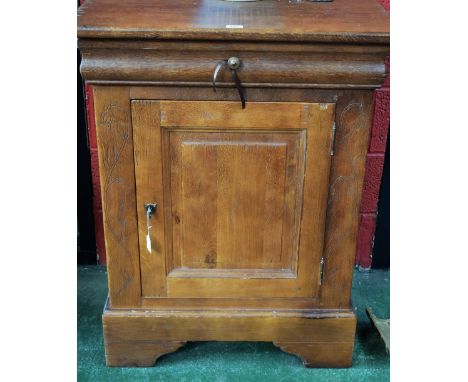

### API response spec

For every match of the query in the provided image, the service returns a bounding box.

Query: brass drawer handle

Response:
[212,57,246,109]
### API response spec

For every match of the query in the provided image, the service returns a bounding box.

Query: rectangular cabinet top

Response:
[77,0,389,44]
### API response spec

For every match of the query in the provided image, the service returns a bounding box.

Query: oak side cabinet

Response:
[78,0,389,368]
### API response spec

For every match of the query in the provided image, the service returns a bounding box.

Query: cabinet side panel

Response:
[320,91,373,308]
[93,86,141,307]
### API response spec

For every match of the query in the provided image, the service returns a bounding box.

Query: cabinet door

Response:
[132,101,335,299]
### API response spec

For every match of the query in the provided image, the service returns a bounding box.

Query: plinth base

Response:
[102,299,356,368]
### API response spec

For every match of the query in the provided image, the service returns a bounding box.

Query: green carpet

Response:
[78,266,389,381]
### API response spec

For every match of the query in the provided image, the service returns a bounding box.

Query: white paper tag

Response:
[146,234,152,253]
[226,25,243,29]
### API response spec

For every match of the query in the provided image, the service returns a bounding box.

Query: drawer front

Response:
[79,41,388,88]
[132,100,335,299]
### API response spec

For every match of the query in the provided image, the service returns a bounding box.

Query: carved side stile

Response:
[94,86,142,307]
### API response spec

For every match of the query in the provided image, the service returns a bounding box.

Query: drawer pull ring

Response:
[144,203,158,254]
[212,57,246,109]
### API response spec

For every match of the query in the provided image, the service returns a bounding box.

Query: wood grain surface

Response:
[93,86,141,308]
[103,300,356,367]
[132,101,335,299]
[81,0,389,367]
[78,0,389,43]
[79,41,387,88]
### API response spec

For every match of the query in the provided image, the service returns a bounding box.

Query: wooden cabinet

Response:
[78,0,389,368]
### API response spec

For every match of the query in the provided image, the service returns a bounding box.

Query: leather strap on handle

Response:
[230,69,246,109]
[212,60,246,109]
